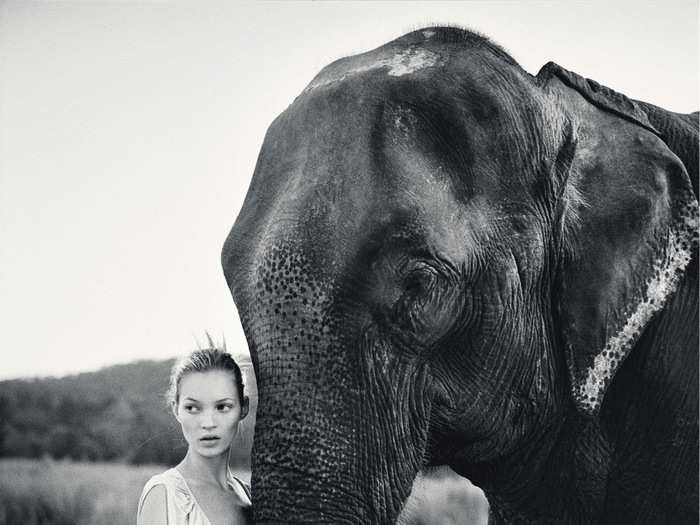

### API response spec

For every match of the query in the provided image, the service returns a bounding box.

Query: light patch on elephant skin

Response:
[422,30,435,39]
[392,105,419,141]
[305,47,443,92]
[575,197,699,414]
[387,47,442,76]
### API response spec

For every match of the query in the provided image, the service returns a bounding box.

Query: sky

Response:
[0,1,697,380]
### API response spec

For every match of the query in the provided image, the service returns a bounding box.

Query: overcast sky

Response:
[0,1,697,380]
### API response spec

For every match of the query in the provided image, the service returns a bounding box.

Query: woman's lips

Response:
[200,436,220,442]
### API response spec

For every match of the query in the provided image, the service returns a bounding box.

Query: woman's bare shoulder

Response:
[138,484,168,525]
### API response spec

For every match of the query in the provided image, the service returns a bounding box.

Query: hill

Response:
[0,356,257,467]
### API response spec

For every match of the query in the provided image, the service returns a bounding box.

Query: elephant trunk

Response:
[238,249,370,522]
[250,373,368,524]
[249,347,429,525]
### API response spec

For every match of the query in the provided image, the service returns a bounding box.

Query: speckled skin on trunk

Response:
[222,27,698,525]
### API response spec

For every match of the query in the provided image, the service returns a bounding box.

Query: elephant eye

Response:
[387,258,466,347]
[404,266,437,296]
[391,263,441,330]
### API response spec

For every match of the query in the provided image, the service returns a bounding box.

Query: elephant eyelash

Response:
[406,259,465,291]
[401,249,458,275]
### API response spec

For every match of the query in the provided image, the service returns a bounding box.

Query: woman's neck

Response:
[178,448,230,489]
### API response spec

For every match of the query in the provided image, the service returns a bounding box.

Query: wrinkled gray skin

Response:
[222,27,698,525]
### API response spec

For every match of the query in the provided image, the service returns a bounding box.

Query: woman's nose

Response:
[201,411,216,429]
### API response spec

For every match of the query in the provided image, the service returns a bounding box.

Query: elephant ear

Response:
[538,62,663,138]
[537,62,699,416]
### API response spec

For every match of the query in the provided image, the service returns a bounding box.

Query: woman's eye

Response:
[217,404,233,412]
[184,405,199,413]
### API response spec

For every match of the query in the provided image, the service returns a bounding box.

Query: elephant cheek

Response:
[357,343,434,509]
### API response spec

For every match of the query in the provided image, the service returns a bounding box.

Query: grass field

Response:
[0,458,163,525]
[0,458,487,525]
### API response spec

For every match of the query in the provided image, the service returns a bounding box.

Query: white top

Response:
[137,467,252,525]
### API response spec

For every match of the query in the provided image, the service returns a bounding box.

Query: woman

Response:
[137,345,252,525]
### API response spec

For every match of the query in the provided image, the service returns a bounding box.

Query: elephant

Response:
[222,26,698,525]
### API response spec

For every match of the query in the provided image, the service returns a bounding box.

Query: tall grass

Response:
[0,459,486,525]
[0,458,162,525]
[401,467,489,525]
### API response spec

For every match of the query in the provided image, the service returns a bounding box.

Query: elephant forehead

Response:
[304,45,445,93]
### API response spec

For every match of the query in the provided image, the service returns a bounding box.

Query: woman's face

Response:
[174,370,242,459]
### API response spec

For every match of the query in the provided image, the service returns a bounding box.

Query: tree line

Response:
[0,357,257,468]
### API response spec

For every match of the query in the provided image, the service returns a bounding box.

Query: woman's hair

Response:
[166,334,247,411]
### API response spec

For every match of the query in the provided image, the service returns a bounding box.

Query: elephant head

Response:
[222,27,698,524]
